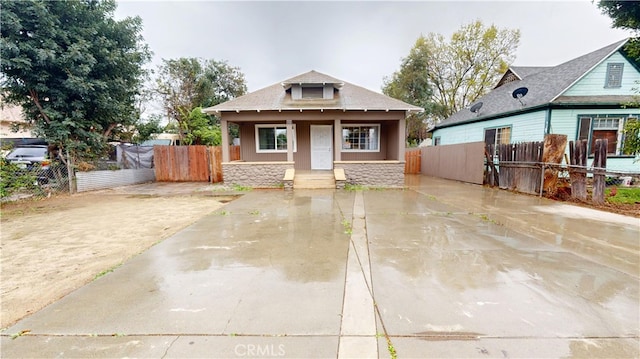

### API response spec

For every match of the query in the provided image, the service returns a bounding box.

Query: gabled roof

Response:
[202,70,423,114]
[494,66,551,88]
[435,39,630,130]
[281,70,344,89]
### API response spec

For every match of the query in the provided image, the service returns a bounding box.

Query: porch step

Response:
[293,171,336,189]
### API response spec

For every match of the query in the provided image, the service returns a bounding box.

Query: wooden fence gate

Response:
[154,145,240,182]
[404,148,421,174]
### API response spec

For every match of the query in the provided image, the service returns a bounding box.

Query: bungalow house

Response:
[431,38,640,173]
[202,70,423,188]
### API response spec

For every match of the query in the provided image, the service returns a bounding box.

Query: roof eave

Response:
[432,104,550,131]
[203,107,422,114]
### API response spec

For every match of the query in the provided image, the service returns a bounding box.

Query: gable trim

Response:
[551,41,628,103]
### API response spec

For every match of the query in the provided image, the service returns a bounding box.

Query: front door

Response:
[310,125,333,170]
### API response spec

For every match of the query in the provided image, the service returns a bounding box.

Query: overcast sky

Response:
[114,0,631,97]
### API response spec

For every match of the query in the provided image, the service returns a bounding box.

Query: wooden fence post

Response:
[592,139,607,204]
[484,144,499,187]
[569,140,588,201]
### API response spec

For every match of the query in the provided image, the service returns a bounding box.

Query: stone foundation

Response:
[334,161,405,187]
[222,161,294,188]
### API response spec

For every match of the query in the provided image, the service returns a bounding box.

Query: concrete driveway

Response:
[2,176,638,358]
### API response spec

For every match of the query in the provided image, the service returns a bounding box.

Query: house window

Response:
[433,137,441,146]
[484,126,511,148]
[255,124,296,153]
[302,87,323,99]
[605,63,624,88]
[342,125,380,151]
[577,115,628,155]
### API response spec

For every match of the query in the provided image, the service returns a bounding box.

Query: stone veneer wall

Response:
[334,161,405,187]
[222,161,294,188]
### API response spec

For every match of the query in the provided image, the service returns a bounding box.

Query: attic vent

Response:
[302,87,323,99]
[501,73,518,86]
[605,63,624,88]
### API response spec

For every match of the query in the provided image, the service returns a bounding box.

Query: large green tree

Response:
[598,1,640,60]
[385,21,520,125]
[598,1,640,157]
[0,0,151,160]
[383,36,436,144]
[155,58,247,142]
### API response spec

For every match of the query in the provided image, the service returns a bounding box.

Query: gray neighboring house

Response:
[431,38,640,172]
[203,70,423,188]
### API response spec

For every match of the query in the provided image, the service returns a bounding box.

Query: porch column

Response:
[398,115,406,161]
[286,119,294,162]
[334,119,341,161]
[221,118,230,162]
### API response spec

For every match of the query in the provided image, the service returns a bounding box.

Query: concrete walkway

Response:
[2,176,638,358]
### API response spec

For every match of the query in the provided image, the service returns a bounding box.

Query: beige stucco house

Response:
[0,102,32,139]
[202,70,423,188]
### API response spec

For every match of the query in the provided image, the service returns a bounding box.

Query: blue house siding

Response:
[433,110,546,145]
[563,52,640,96]
[550,108,639,172]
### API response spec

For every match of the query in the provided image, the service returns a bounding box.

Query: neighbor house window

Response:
[484,126,511,148]
[255,124,296,153]
[577,115,631,155]
[433,137,441,146]
[605,63,624,88]
[342,125,380,151]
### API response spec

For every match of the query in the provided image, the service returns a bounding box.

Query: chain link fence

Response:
[1,159,71,201]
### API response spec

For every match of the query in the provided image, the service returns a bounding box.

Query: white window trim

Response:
[341,124,381,152]
[255,124,297,153]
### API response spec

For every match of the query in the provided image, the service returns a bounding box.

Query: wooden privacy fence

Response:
[493,141,544,195]
[404,148,421,174]
[154,145,240,182]
[486,135,619,204]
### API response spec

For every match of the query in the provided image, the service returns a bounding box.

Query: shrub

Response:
[0,159,38,198]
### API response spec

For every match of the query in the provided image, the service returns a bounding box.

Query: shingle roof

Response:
[510,66,551,79]
[435,39,629,130]
[202,70,423,114]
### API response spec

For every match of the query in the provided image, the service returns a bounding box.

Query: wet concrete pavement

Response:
[2,176,639,358]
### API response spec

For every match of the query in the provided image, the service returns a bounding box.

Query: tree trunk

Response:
[542,134,567,196]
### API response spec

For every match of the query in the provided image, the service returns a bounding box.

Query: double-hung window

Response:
[255,124,296,153]
[577,115,631,155]
[342,125,380,151]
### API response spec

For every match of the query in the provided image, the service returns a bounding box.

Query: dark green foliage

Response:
[0,159,38,198]
[182,107,222,146]
[598,1,640,62]
[598,1,640,32]
[0,0,151,160]
[622,118,640,156]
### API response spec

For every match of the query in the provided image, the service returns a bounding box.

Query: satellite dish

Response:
[469,102,483,115]
[512,87,528,99]
[512,87,528,105]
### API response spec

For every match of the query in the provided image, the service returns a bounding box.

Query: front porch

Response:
[222,160,404,189]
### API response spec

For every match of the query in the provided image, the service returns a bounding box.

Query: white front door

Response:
[310,125,333,170]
